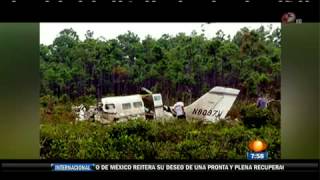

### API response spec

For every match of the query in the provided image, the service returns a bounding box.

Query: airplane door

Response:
[152,94,164,119]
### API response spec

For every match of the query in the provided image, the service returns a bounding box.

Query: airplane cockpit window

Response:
[153,95,161,101]
[133,102,143,108]
[122,103,132,110]
[105,104,115,110]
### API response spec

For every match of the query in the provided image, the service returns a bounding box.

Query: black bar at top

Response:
[0,0,318,22]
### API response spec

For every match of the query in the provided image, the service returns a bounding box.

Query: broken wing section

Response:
[184,86,240,122]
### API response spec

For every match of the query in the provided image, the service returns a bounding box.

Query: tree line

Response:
[40,25,280,105]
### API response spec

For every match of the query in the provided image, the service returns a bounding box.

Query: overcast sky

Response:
[40,23,280,45]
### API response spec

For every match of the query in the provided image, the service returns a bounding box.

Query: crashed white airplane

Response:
[74,86,240,123]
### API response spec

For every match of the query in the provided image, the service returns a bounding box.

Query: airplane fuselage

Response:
[74,86,240,123]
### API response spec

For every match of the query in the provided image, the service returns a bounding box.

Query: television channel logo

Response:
[247,139,268,160]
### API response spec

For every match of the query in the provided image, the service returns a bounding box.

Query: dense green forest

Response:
[40,25,281,105]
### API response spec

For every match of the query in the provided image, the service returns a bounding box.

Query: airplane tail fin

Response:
[184,86,240,122]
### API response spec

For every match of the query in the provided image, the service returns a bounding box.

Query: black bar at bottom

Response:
[1,163,52,172]
[1,162,319,172]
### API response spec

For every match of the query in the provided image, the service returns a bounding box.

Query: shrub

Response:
[76,95,96,106]
[267,100,281,128]
[40,119,280,160]
[40,95,58,108]
[240,104,273,128]
[40,104,76,124]
[59,94,70,104]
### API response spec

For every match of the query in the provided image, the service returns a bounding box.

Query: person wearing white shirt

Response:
[173,98,186,120]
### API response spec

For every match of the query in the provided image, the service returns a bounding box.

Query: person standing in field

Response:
[256,94,268,109]
[173,98,186,120]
